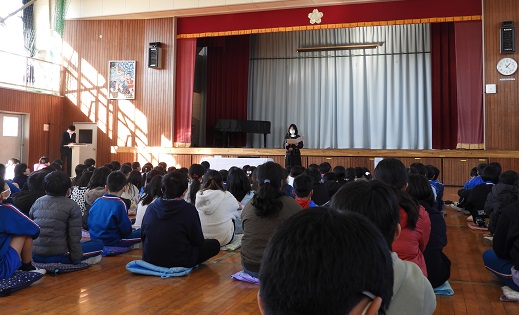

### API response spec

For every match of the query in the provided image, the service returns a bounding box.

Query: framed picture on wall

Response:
[108,60,136,100]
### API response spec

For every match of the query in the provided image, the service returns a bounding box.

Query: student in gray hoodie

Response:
[331,180,436,315]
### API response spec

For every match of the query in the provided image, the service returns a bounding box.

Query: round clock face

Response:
[497,57,518,76]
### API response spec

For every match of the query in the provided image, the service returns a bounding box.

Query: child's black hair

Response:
[106,171,127,193]
[162,172,188,199]
[14,163,28,177]
[128,170,143,190]
[227,167,252,202]
[84,158,96,168]
[406,174,435,207]
[87,166,111,189]
[293,174,313,198]
[201,161,210,171]
[74,164,87,179]
[318,162,332,174]
[201,170,224,191]
[76,171,93,187]
[260,207,393,315]
[330,180,400,249]
[251,162,284,218]
[470,167,478,177]
[27,171,47,191]
[140,175,163,205]
[499,170,519,186]
[481,164,501,183]
[43,171,72,196]
[119,164,132,176]
[110,160,121,171]
[304,168,321,185]
[187,164,206,204]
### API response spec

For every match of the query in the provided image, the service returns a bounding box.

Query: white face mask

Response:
[289,129,296,135]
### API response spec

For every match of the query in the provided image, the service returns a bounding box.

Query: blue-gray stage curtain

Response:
[248,24,432,149]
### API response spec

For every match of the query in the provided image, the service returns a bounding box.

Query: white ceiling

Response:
[67,0,396,20]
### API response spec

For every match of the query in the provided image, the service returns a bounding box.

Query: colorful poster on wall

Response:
[108,60,136,100]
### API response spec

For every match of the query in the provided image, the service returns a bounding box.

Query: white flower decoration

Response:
[308,9,323,25]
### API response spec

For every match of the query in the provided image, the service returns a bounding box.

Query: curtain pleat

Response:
[174,38,196,145]
[248,25,432,149]
[431,23,458,149]
[455,21,484,149]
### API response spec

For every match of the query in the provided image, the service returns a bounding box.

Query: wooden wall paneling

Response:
[112,153,137,164]
[484,0,519,149]
[169,155,192,168]
[142,18,175,147]
[442,158,487,186]
[306,156,374,170]
[63,19,175,166]
[0,88,64,166]
[488,158,519,172]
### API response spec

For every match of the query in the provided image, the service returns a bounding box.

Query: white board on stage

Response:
[201,157,273,171]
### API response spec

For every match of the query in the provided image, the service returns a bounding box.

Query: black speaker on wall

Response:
[148,42,162,68]
[501,21,515,53]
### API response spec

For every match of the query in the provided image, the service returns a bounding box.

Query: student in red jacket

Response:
[374,158,431,276]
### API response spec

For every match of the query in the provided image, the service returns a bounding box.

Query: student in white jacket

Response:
[195,170,239,246]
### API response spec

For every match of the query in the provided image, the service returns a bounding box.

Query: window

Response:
[3,116,19,137]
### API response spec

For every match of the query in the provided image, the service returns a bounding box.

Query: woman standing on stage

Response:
[284,124,303,168]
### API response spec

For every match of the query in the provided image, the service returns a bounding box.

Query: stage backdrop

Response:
[248,24,432,149]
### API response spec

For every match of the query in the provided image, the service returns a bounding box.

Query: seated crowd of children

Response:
[449,162,519,292]
[3,154,519,313]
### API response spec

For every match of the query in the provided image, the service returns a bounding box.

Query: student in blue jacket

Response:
[0,178,45,279]
[87,171,141,247]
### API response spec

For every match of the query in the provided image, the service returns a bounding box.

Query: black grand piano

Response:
[214,119,271,148]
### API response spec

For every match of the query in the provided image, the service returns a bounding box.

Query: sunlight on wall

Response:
[62,40,157,164]
[158,153,181,169]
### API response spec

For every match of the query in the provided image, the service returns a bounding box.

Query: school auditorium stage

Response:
[3,188,519,314]
[116,147,519,186]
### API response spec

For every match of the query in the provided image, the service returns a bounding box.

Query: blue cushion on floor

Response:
[126,260,192,278]
[0,271,44,297]
[434,281,454,295]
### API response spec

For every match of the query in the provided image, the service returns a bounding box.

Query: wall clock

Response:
[497,57,518,76]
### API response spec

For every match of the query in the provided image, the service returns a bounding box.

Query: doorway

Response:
[0,112,28,167]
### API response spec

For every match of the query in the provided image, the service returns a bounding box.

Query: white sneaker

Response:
[483,236,493,246]
[29,267,46,275]
[83,255,102,265]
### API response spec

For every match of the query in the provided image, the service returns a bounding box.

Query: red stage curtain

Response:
[202,35,250,147]
[431,23,458,149]
[455,21,484,149]
[174,38,196,145]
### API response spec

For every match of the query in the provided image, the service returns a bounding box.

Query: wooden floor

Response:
[3,187,519,314]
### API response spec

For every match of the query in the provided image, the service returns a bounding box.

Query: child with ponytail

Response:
[240,162,302,278]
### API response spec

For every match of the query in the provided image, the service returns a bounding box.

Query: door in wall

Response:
[0,113,26,175]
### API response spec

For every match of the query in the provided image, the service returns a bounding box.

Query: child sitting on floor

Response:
[258,208,394,315]
[330,180,436,315]
[292,175,317,209]
[141,172,220,268]
[464,164,500,227]
[30,171,104,264]
[87,171,141,247]
[0,178,46,278]
[195,170,237,246]
[484,170,519,235]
